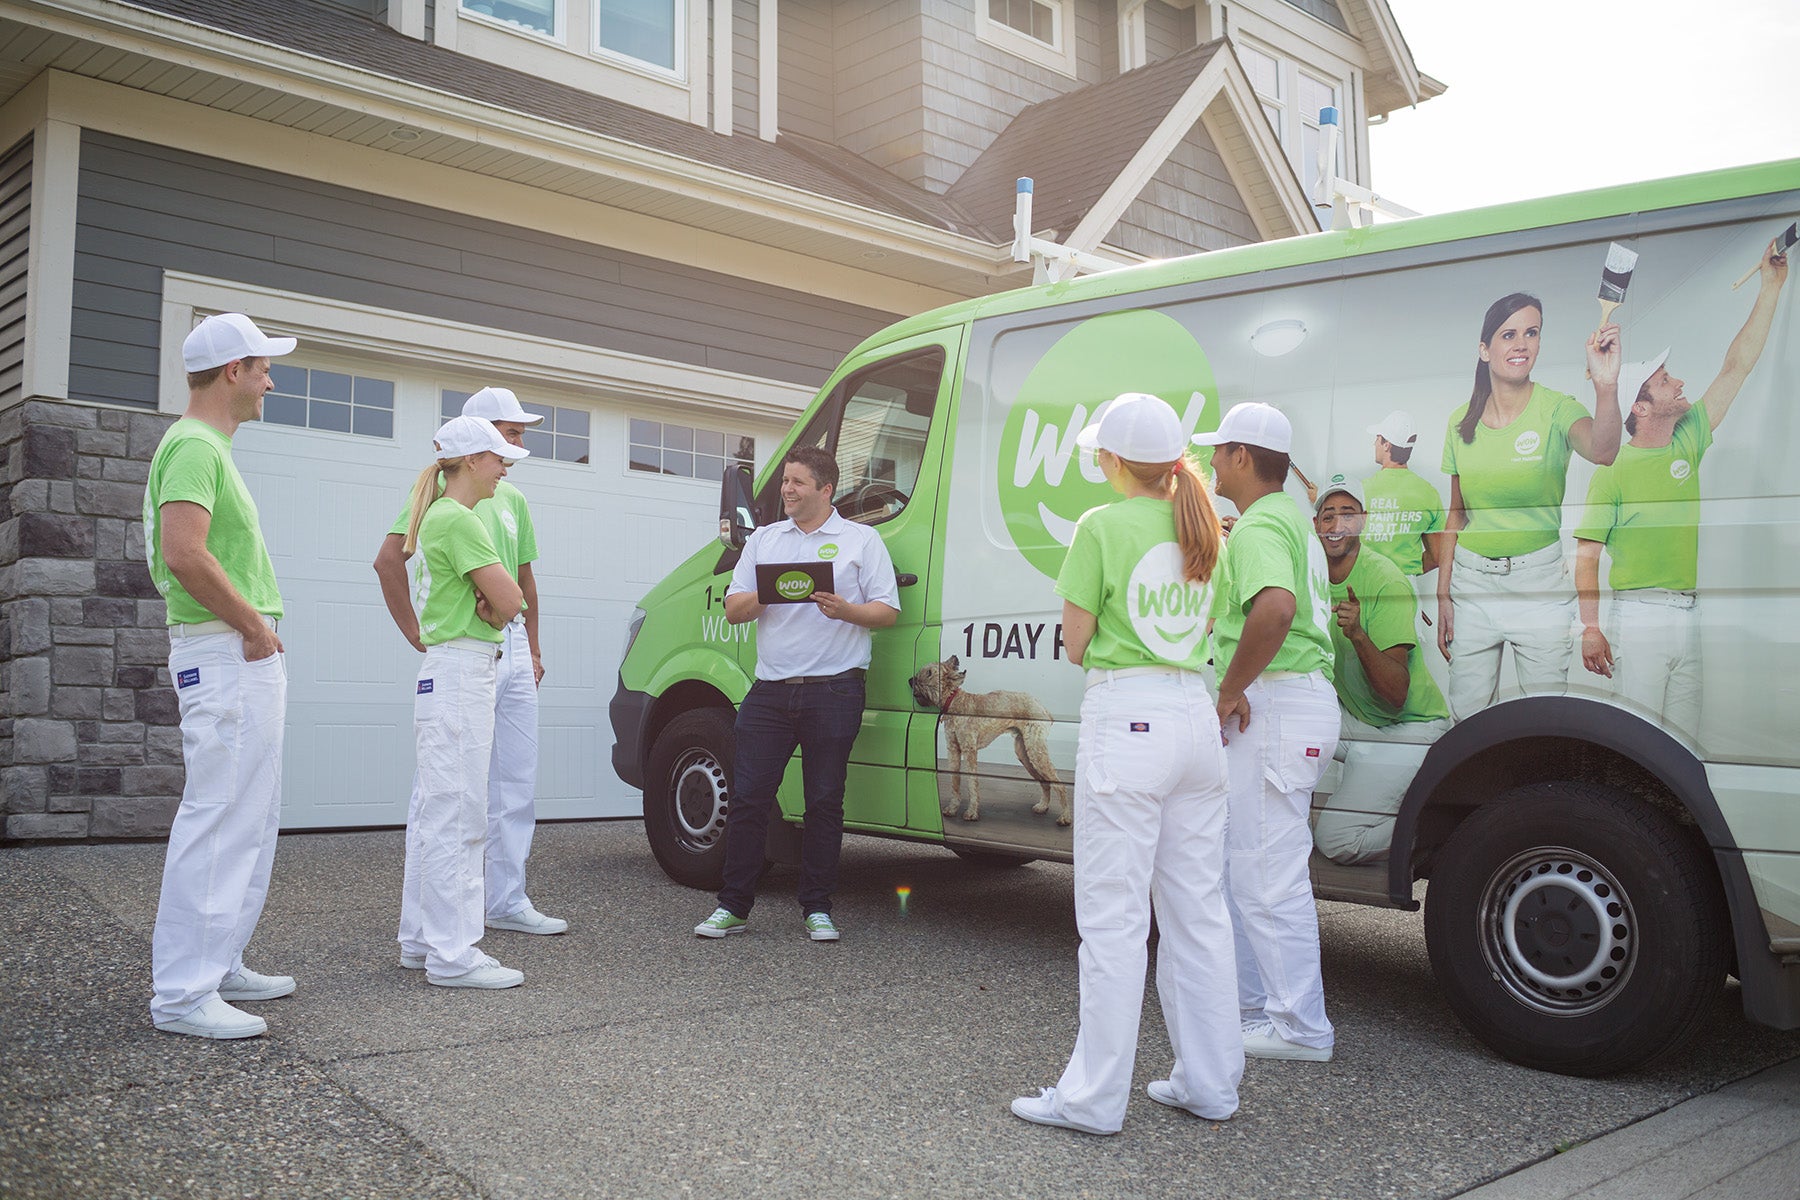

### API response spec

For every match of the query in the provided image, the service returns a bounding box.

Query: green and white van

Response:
[610,159,1800,1077]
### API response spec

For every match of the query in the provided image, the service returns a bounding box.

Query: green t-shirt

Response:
[1442,383,1588,558]
[391,480,536,608]
[1210,491,1334,682]
[1362,467,1445,576]
[143,419,283,626]
[1573,406,1712,591]
[416,498,505,645]
[1330,548,1451,727]
[1055,497,1213,672]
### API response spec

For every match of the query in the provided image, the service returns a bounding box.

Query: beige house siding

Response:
[1109,121,1258,258]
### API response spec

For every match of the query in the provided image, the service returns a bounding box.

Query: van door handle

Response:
[897,573,918,586]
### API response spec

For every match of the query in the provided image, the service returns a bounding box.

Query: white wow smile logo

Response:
[1670,459,1692,481]
[1514,430,1541,456]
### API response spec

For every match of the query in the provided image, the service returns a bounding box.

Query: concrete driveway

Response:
[3,820,1796,1199]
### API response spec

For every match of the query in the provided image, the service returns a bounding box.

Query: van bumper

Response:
[609,677,651,790]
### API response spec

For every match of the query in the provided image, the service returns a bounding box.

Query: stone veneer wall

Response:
[1,400,181,839]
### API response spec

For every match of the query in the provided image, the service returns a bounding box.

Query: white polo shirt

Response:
[727,508,899,681]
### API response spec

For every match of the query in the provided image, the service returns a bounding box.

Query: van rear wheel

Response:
[644,708,736,890]
[1423,782,1728,1077]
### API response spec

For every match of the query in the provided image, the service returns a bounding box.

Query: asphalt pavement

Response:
[2,820,1796,1200]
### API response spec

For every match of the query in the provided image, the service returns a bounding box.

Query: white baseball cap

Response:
[1618,349,1672,407]
[1075,392,1186,462]
[1367,410,1417,447]
[183,313,297,372]
[1192,401,1293,454]
[462,386,545,426]
[434,415,529,461]
[1313,471,1365,515]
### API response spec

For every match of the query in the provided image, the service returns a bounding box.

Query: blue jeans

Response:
[717,674,865,917]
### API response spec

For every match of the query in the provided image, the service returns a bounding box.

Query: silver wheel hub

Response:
[669,749,728,849]
[1480,847,1637,1015]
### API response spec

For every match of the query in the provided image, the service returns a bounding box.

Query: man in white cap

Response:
[375,387,567,945]
[144,313,298,1039]
[1574,239,1788,730]
[1194,401,1340,1063]
[1309,474,1453,865]
[1360,411,1445,579]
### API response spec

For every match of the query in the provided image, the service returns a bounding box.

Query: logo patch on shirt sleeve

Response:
[1130,721,1150,733]
[417,679,434,694]
[177,668,200,689]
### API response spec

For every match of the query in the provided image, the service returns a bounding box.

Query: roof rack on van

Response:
[1010,178,1132,284]
[1314,106,1419,230]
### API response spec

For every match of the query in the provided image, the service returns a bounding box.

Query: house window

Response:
[265,365,395,438]
[462,0,560,39]
[1241,42,1347,199]
[629,418,754,482]
[441,391,592,463]
[976,0,1075,77]
[595,0,682,74]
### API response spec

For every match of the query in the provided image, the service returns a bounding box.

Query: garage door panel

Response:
[528,497,612,586]
[537,611,599,690]
[304,600,415,688]
[536,720,609,818]
[285,708,412,825]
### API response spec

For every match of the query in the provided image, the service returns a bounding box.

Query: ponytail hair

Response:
[1113,454,1223,584]
[402,459,457,555]
[1459,292,1543,445]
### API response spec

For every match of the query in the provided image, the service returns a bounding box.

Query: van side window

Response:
[789,348,943,526]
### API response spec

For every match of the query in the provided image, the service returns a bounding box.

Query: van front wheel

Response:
[1423,782,1728,1077]
[644,708,737,890]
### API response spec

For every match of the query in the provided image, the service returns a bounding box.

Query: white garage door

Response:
[229,350,764,829]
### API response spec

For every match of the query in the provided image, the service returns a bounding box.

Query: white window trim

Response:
[976,0,1078,80]
[593,0,687,83]
[1238,35,1350,190]
[156,272,813,423]
[458,0,569,48]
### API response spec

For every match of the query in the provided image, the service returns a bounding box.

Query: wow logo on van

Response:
[996,309,1219,579]
[775,571,817,600]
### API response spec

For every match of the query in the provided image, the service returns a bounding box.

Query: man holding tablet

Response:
[693,447,899,942]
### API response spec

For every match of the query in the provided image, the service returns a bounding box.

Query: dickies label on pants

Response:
[1305,746,1321,757]
[418,679,434,694]
[177,668,200,689]
[1130,721,1150,732]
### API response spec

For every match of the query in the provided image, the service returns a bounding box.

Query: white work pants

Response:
[485,619,540,921]
[1224,671,1340,1049]
[1052,670,1242,1132]
[1608,592,1701,736]
[399,641,499,978]
[150,634,286,1024]
[1446,543,1574,720]
[1313,709,1451,866]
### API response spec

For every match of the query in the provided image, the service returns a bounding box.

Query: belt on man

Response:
[766,667,866,685]
[1614,588,1698,610]
[435,636,504,659]
[169,615,279,638]
[1454,541,1562,576]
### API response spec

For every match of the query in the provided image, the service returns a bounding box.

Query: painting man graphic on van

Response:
[1574,237,1790,730]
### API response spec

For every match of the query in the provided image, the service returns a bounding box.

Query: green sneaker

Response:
[804,912,840,942]
[694,908,747,938]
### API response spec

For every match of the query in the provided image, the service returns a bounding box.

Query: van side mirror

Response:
[719,463,757,549]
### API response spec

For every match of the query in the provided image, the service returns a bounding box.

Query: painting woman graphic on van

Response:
[1435,294,1623,719]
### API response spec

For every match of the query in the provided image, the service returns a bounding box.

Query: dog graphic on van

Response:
[909,656,1071,826]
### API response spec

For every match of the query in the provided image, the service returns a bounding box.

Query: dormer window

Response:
[988,0,1056,44]
[596,0,682,75]
[977,0,1077,78]
[462,0,560,40]
[1240,41,1347,199]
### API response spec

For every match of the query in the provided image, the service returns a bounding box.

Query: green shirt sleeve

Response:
[159,438,226,512]
[1054,508,1106,614]
[1359,559,1416,654]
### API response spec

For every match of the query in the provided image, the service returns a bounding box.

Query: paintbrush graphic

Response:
[1596,242,1638,328]
[1732,222,1797,289]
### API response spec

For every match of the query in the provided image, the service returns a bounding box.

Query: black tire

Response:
[1423,782,1729,1077]
[643,708,737,890]
[948,845,1037,868]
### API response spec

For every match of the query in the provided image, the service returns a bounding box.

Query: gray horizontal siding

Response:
[0,135,28,407]
[733,0,759,135]
[1109,121,1258,258]
[780,0,835,142]
[69,132,896,409]
[1144,1,1196,64]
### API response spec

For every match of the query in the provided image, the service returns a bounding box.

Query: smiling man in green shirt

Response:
[1574,240,1789,732]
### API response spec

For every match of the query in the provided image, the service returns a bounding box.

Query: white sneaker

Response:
[485,904,568,935]
[398,954,425,970]
[428,955,524,990]
[154,997,267,1040]
[1009,1087,1115,1136]
[1146,1080,1235,1121]
[217,966,296,1002]
[1242,1021,1332,1062]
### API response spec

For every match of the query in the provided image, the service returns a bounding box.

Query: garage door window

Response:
[629,419,755,482]
[265,365,396,438]
[441,391,592,463]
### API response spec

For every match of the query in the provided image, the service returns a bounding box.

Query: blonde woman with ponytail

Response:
[1011,393,1241,1137]
[396,415,529,991]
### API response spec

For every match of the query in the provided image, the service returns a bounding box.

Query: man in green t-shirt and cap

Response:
[1360,411,1445,580]
[1574,239,1788,732]
[1195,401,1340,1064]
[1308,475,1453,866]
[375,387,567,945]
[144,312,298,1040]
